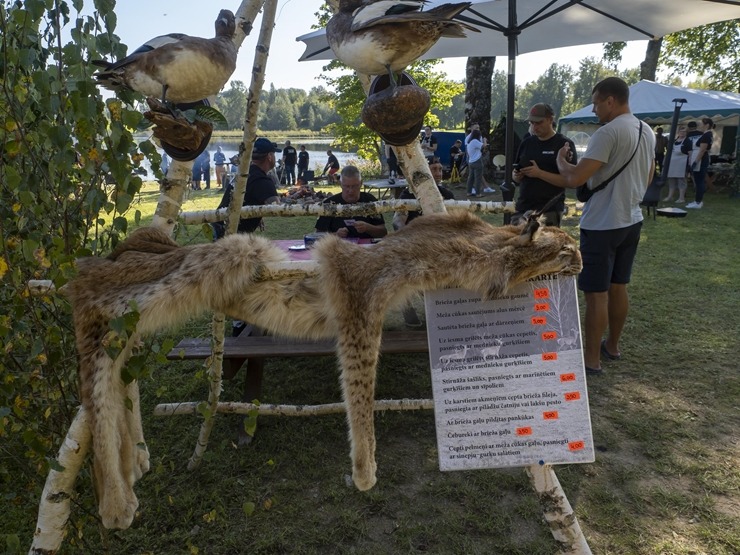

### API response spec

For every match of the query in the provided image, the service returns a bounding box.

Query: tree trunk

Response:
[464,57,495,181]
[640,38,663,81]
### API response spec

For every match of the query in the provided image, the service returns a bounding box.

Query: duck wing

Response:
[92,33,190,72]
[350,1,478,35]
[348,0,426,31]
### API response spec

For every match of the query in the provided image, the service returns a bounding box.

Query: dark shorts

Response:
[578,222,642,292]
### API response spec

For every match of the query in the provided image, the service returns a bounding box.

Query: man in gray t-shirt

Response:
[552,77,655,376]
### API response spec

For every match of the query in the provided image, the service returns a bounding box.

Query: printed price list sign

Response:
[424,274,594,471]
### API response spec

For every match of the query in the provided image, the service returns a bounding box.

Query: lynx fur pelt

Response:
[65,211,581,529]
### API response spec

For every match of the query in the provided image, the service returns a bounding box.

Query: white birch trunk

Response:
[29,408,92,555]
[526,464,592,554]
[150,160,193,234]
[187,311,227,470]
[395,142,447,215]
[155,398,434,417]
[188,0,277,470]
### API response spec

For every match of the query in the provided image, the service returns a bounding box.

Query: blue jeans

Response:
[692,167,707,203]
[284,163,296,185]
[467,159,483,194]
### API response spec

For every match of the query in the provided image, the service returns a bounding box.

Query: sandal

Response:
[600,339,621,361]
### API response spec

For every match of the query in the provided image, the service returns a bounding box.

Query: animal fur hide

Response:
[65,211,581,529]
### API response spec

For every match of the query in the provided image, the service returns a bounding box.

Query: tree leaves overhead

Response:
[662,20,740,92]
[605,21,740,92]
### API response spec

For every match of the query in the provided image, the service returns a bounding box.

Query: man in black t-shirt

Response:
[297,145,310,181]
[420,125,438,161]
[213,137,280,237]
[315,166,387,239]
[282,140,298,186]
[511,103,577,227]
[321,150,341,183]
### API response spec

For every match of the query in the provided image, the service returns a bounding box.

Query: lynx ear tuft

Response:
[520,214,540,241]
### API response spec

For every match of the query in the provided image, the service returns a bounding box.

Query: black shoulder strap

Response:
[589,120,644,195]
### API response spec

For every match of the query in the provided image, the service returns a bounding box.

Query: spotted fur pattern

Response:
[65,211,581,529]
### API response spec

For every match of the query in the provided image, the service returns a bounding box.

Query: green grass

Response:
[4,184,739,554]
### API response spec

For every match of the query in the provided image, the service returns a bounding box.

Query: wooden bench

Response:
[167,329,429,403]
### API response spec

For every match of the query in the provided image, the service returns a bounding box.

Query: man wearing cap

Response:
[511,102,576,227]
[315,165,387,240]
[553,77,655,376]
[213,137,280,237]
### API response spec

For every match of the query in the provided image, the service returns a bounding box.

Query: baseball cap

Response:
[252,138,278,155]
[687,121,697,129]
[528,103,554,122]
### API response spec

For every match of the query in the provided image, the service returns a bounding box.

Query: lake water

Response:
[140,137,365,178]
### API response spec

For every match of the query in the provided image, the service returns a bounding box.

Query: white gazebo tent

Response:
[559,80,740,157]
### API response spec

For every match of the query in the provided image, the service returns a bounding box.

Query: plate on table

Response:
[288,244,307,251]
[657,207,687,218]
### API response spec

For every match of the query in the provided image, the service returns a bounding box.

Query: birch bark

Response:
[188,0,277,470]
[29,409,91,555]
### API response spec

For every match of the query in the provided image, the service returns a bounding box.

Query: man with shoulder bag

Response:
[541,77,655,376]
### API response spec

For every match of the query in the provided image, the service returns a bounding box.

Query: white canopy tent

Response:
[559,80,740,156]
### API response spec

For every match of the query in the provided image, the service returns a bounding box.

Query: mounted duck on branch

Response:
[326,0,478,86]
[93,9,241,160]
[327,1,479,145]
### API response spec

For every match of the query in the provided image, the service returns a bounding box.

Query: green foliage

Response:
[0,0,151,538]
[662,20,740,92]
[516,64,574,120]
[605,20,740,92]
[321,59,464,161]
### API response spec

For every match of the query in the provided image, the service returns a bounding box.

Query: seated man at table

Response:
[315,165,387,240]
[393,157,455,230]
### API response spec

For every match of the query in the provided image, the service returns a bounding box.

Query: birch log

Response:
[179,199,513,224]
[156,398,434,417]
[188,0,277,470]
[526,465,592,554]
[29,408,92,555]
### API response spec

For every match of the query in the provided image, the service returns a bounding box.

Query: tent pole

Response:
[657,98,687,183]
[502,0,518,224]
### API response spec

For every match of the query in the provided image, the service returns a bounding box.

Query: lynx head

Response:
[505,213,582,290]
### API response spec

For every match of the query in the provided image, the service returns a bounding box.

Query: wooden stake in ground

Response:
[188,0,279,471]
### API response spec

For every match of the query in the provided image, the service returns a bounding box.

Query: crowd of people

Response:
[195,76,724,360]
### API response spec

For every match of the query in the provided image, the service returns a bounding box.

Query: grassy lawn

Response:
[6,182,739,554]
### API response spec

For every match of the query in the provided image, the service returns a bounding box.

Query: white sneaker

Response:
[686,202,703,209]
[483,187,495,193]
[468,188,477,196]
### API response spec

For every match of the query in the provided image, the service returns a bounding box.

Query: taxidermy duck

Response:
[326,0,478,84]
[93,9,238,104]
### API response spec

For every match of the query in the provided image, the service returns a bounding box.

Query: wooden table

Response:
[362,179,407,200]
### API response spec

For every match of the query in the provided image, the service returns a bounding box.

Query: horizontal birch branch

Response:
[154,398,434,417]
[180,199,514,225]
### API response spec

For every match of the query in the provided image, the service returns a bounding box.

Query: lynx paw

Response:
[134,442,150,480]
[352,460,378,491]
[99,486,138,530]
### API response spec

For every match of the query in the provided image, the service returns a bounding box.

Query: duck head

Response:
[215,9,236,38]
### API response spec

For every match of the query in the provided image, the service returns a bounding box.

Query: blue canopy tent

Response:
[559,80,740,156]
